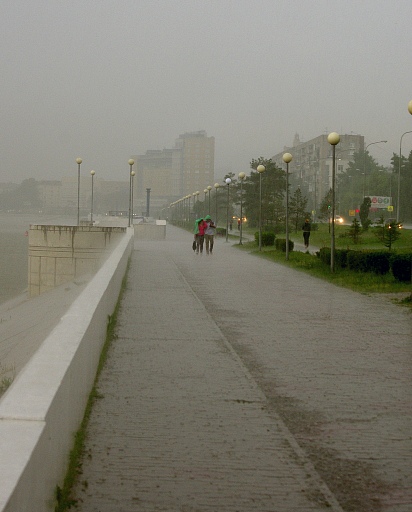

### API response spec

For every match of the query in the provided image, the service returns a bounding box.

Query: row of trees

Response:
[185,147,412,230]
[335,149,412,222]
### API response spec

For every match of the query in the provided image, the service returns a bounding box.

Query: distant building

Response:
[37,181,62,212]
[272,133,364,213]
[132,130,215,216]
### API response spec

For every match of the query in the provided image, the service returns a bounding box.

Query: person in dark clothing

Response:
[302,218,311,249]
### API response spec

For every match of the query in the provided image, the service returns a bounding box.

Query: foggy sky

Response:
[1,0,412,184]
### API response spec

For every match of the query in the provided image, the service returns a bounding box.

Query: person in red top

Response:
[193,217,208,254]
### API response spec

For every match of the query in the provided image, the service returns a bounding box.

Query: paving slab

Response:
[72,225,412,512]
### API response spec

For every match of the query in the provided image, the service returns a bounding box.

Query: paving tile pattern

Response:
[72,226,412,512]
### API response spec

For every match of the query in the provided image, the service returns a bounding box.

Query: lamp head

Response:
[90,170,95,176]
[408,100,412,115]
[256,164,265,173]
[214,182,220,189]
[282,153,292,164]
[207,185,212,191]
[225,178,232,185]
[327,132,340,146]
[76,158,82,165]
[128,159,135,166]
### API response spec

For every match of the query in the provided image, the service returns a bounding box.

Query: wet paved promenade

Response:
[72,225,411,512]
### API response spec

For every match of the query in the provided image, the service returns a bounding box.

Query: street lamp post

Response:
[238,172,246,245]
[131,170,135,223]
[256,165,265,251]
[363,140,387,196]
[214,183,220,226]
[90,170,95,225]
[188,195,191,223]
[225,178,231,242]
[128,159,134,227]
[283,153,293,260]
[397,131,412,222]
[76,157,82,226]
[207,185,212,214]
[327,132,340,272]
[203,189,208,216]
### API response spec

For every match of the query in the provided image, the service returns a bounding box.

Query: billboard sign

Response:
[368,196,391,208]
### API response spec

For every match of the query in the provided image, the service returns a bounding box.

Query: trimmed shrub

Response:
[254,231,276,246]
[347,251,369,272]
[334,249,351,269]
[364,252,391,275]
[346,251,391,275]
[318,247,331,265]
[391,254,411,282]
[275,238,294,252]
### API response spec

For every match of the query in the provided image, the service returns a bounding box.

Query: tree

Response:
[391,149,412,222]
[289,188,309,232]
[319,189,333,221]
[374,222,401,251]
[347,218,362,244]
[241,158,286,229]
[337,149,385,216]
[359,196,372,229]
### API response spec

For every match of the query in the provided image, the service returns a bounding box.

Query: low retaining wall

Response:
[133,221,166,240]
[0,228,134,512]
[28,225,127,297]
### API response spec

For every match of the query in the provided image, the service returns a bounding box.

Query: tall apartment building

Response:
[272,133,364,213]
[132,131,215,216]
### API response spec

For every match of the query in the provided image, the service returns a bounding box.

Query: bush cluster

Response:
[275,238,294,252]
[254,231,276,246]
[318,248,411,282]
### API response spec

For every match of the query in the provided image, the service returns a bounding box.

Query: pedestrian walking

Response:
[204,215,216,255]
[194,217,208,254]
[302,218,311,249]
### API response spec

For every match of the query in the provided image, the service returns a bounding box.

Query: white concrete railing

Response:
[0,228,134,512]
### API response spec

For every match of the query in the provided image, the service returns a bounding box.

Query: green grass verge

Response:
[234,238,412,305]
[54,261,130,512]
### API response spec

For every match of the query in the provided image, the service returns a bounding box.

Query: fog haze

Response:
[1,0,411,183]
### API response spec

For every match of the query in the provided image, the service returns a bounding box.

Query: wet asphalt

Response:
[72,224,412,512]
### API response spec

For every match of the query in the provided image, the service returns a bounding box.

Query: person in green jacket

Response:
[193,217,208,254]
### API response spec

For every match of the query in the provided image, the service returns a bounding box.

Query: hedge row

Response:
[318,248,411,282]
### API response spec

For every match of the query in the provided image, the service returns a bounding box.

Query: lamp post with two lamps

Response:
[90,170,95,225]
[256,165,265,251]
[327,132,340,272]
[128,159,135,227]
[238,172,246,244]
[225,178,231,242]
[76,157,82,226]
[283,153,292,260]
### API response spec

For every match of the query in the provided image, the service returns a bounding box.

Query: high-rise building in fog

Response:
[132,131,215,216]
[272,133,364,213]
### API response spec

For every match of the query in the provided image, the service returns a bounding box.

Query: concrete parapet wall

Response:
[28,225,127,297]
[133,222,166,240]
[0,229,134,512]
